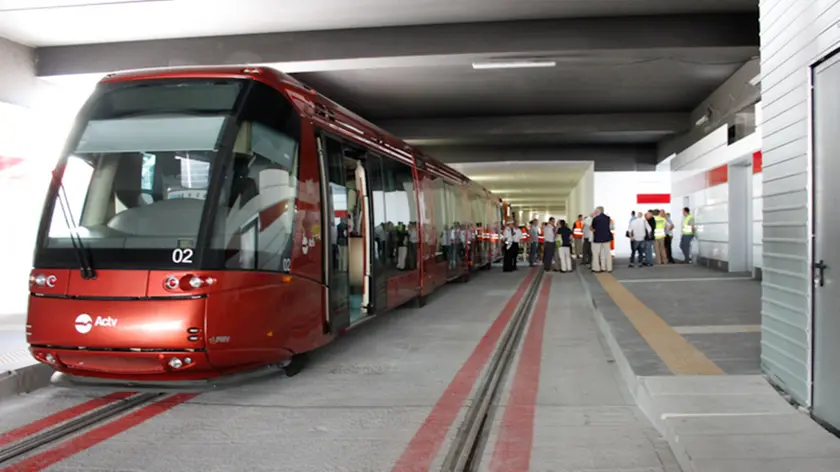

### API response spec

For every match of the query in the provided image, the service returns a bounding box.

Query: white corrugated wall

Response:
[759,0,840,406]
[753,102,764,271]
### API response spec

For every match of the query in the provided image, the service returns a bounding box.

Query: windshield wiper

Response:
[52,170,96,280]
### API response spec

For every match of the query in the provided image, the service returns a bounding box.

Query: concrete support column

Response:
[0,37,45,109]
[582,164,595,216]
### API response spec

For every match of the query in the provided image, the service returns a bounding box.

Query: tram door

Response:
[365,153,388,313]
[320,134,351,333]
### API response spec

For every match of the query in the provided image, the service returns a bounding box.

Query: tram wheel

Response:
[284,353,308,377]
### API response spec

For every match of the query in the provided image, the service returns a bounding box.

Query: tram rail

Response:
[0,392,162,467]
[440,269,544,472]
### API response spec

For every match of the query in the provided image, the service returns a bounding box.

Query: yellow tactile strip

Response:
[594,272,724,376]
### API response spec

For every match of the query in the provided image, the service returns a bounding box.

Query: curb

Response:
[574,270,646,411]
[574,269,691,470]
[0,363,54,400]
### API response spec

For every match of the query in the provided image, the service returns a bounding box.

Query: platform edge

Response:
[575,269,692,471]
[0,363,54,400]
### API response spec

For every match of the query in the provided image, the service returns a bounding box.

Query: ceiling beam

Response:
[379,113,689,142]
[35,13,758,76]
[657,58,760,161]
[426,144,658,171]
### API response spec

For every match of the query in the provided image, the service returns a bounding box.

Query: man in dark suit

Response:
[590,206,614,273]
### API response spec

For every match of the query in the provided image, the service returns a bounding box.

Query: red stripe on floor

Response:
[490,277,551,472]
[390,269,537,472]
[0,392,135,448]
[1,393,198,472]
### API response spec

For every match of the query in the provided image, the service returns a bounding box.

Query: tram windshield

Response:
[36,78,301,271]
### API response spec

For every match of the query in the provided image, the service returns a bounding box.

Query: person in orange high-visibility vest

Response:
[572,214,584,259]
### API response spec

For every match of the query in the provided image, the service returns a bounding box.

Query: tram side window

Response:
[215,83,301,272]
[417,172,432,257]
[460,189,473,231]
[367,153,387,269]
[445,182,461,231]
[430,176,447,261]
[380,157,418,272]
[471,193,481,231]
[485,200,496,236]
[442,181,463,262]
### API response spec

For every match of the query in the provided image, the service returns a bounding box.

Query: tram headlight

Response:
[33,274,46,287]
[188,276,203,289]
[164,276,180,291]
[168,357,183,369]
[45,353,56,364]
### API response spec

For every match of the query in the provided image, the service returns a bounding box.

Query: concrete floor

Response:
[0,313,30,372]
[476,272,680,472]
[0,268,680,472]
[2,269,530,471]
[578,259,840,472]
[6,260,837,472]
[581,261,761,376]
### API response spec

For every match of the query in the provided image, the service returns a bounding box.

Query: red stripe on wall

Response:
[707,164,728,187]
[676,163,730,194]
[636,193,671,204]
[753,151,763,174]
[0,156,23,173]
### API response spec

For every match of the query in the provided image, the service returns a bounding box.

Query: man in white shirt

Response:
[511,223,522,270]
[542,217,557,271]
[627,215,652,268]
[528,219,540,266]
[502,221,516,272]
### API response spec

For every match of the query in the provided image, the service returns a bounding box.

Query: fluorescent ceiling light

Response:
[472,60,557,70]
[748,74,761,87]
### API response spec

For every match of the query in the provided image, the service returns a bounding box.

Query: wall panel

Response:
[758,0,818,404]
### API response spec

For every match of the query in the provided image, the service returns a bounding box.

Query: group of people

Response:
[626,207,696,267]
[502,206,617,273]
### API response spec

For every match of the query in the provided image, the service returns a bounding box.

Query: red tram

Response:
[26,66,504,386]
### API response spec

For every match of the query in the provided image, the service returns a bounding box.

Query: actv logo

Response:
[74,314,118,334]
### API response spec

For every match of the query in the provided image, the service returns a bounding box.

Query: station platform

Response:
[0,264,838,471]
[580,260,840,472]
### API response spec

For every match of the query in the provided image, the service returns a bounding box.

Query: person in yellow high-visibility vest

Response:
[680,207,696,264]
[653,210,668,265]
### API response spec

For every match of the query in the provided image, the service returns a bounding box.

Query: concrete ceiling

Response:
[450,161,591,216]
[1,0,759,46]
[5,0,759,212]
